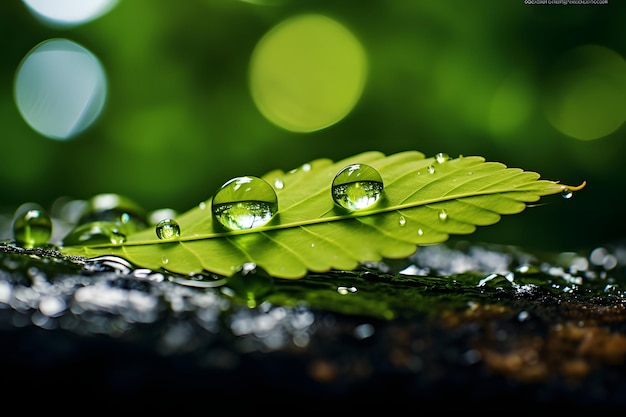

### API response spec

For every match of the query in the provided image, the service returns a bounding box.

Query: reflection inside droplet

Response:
[155,218,181,240]
[14,38,108,140]
[212,176,278,231]
[331,164,383,211]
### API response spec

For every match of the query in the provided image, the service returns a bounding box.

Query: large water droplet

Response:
[77,193,148,235]
[12,202,52,248]
[212,176,278,230]
[331,164,383,211]
[61,221,126,245]
[155,218,180,240]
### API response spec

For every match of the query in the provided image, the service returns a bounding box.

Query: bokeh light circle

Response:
[543,45,626,141]
[22,0,119,28]
[14,38,108,141]
[249,13,368,133]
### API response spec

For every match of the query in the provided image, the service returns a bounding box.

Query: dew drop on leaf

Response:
[12,202,52,248]
[331,164,384,211]
[435,152,449,163]
[398,215,406,226]
[78,193,148,235]
[561,187,573,199]
[155,218,181,240]
[274,178,284,189]
[212,176,278,231]
[61,221,126,245]
[427,165,436,174]
[162,255,169,265]
[438,209,448,221]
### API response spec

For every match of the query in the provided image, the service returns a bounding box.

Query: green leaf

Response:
[58,151,585,279]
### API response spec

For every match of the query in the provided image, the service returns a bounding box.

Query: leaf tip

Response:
[568,180,587,191]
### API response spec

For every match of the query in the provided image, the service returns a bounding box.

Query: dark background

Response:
[1,0,624,252]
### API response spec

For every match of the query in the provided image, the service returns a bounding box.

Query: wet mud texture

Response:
[1,243,626,414]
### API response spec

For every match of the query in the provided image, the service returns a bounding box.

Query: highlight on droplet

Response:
[249,13,368,133]
[14,38,108,140]
[22,0,119,28]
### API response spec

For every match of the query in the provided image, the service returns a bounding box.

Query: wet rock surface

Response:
[2,241,626,413]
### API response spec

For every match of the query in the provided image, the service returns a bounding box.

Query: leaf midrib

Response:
[98,185,539,247]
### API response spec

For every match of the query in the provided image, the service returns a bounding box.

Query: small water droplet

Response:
[199,201,207,210]
[427,165,435,174]
[155,218,181,240]
[302,163,312,172]
[337,286,357,295]
[435,152,449,163]
[274,178,284,189]
[161,255,169,265]
[561,187,573,199]
[12,202,52,248]
[438,209,448,221]
[468,171,473,175]
[398,216,406,226]
[212,176,278,230]
[417,228,424,236]
[332,164,383,211]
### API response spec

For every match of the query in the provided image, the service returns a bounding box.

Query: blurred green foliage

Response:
[1,0,624,252]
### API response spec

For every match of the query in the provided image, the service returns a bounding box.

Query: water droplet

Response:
[161,255,169,265]
[302,163,312,172]
[212,176,278,231]
[274,178,284,189]
[223,263,274,308]
[427,165,435,174]
[12,203,52,248]
[62,221,126,245]
[78,193,148,235]
[435,152,449,163]
[561,187,573,199]
[337,286,357,295]
[468,171,473,175]
[199,201,207,210]
[155,218,181,240]
[398,216,406,226]
[417,228,424,236]
[331,164,384,211]
[438,209,448,221]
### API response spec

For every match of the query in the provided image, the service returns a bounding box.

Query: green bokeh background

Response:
[1,0,624,252]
